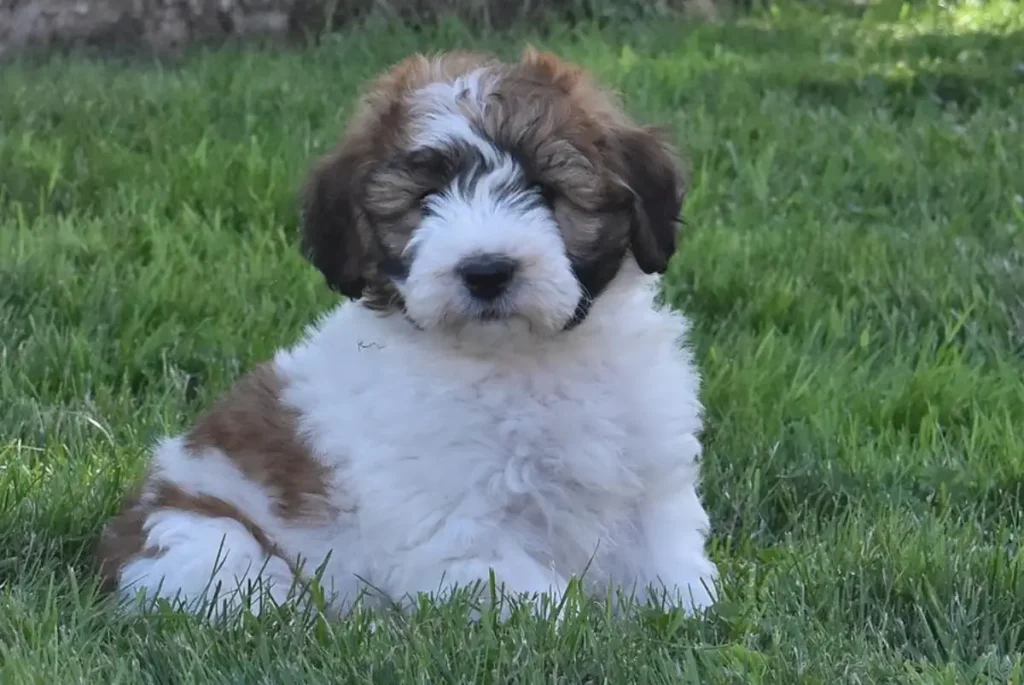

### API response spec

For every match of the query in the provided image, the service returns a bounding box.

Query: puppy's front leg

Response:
[403,540,569,620]
[639,487,719,614]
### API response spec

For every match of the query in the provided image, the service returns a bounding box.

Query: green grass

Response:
[2,0,1024,681]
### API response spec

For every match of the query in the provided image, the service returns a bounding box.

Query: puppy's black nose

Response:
[458,255,518,301]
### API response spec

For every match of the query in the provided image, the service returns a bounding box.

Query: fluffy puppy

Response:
[96,47,719,620]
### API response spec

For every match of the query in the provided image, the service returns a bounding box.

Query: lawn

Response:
[1,0,1023,681]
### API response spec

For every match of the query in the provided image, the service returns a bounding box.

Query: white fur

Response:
[116,261,718,619]
[410,68,500,164]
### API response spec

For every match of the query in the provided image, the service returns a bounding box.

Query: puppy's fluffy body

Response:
[97,48,719,618]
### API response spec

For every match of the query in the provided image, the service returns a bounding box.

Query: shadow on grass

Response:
[792,57,1022,116]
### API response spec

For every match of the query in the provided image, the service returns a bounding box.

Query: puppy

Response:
[96,48,719,620]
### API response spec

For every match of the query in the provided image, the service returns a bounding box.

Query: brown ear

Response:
[608,126,688,275]
[300,148,370,299]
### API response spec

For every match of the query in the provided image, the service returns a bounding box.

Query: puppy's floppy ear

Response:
[607,125,688,275]
[300,148,370,299]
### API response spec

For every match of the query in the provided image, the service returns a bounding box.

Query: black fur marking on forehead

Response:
[411,139,544,211]
[451,146,496,198]
[402,141,493,199]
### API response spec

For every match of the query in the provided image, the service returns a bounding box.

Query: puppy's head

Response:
[301,48,687,335]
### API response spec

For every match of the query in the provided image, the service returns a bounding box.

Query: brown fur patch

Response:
[510,48,687,276]
[183,363,338,522]
[97,364,340,593]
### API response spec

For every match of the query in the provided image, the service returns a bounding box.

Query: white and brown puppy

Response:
[97,48,719,619]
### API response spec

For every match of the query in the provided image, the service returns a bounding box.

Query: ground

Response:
[1,1,1023,682]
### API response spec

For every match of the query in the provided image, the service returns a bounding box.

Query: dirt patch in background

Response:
[0,0,723,61]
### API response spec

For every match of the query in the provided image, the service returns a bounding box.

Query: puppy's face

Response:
[302,49,687,335]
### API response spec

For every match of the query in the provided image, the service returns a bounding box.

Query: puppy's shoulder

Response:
[274,301,412,378]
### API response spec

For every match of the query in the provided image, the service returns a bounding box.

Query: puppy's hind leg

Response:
[101,504,298,620]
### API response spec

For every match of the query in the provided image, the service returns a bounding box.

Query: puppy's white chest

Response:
[270,297,709,598]
[477,368,631,477]
[382,355,635,479]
